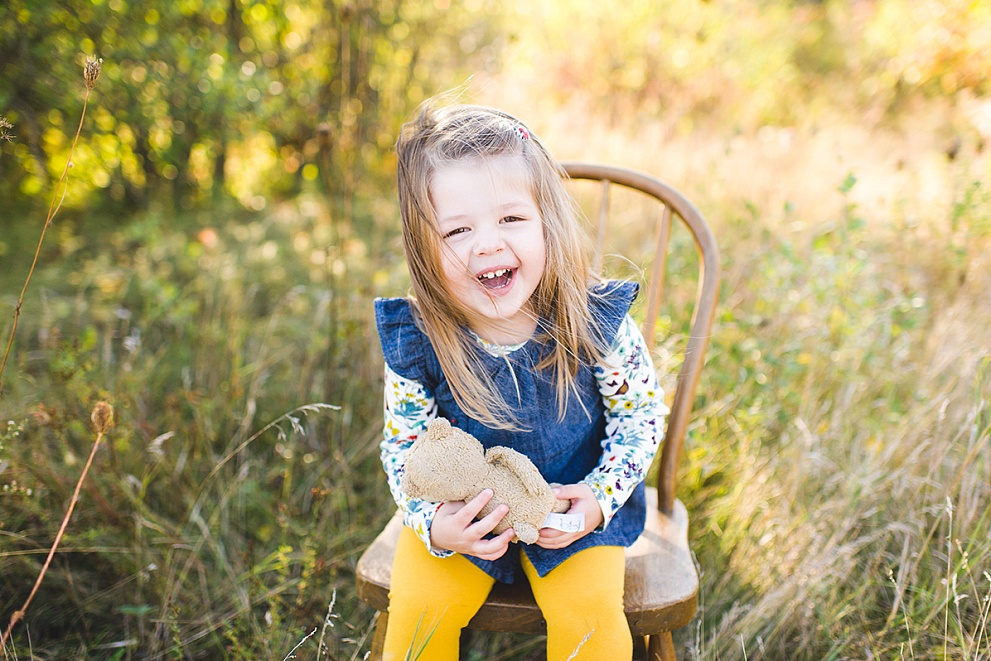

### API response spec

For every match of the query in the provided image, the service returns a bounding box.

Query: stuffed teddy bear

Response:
[401,417,571,544]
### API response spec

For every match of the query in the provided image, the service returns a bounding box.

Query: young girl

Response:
[374,102,668,660]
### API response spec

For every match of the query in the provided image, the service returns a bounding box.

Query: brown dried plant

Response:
[0,116,14,175]
[0,56,102,394]
[1,401,114,647]
[0,116,14,144]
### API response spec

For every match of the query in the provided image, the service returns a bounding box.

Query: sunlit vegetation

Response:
[2,0,990,658]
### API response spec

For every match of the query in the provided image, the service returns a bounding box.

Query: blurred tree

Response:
[0,0,504,220]
[507,0,991,131]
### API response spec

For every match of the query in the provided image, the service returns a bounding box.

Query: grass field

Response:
[3,2,991,659]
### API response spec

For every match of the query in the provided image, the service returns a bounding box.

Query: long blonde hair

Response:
[395,101,608,430]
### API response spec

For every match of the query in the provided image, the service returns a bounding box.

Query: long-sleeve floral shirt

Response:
[381,314,668,556]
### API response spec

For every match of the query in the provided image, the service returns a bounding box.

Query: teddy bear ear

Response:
[427,417,451,433]
[485,447,550,498]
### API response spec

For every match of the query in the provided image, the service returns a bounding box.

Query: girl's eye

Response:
[443,227,468,239]
[501,215,524,224]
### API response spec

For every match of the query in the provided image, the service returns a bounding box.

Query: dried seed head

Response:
[84,57,103,90]
[0,116,13,142]
[91,401,114,434]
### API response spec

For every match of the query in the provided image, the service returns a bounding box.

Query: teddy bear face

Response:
[401,419,491,502]
[400,417,567,545]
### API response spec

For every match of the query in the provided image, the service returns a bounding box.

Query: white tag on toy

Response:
[542,512,585,533]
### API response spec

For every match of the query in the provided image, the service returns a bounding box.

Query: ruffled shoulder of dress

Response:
[373,297,429,379]
[588,280,640,346]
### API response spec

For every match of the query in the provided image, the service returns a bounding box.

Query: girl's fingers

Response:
[458,490,508,537]
[434,491,514,558]
[537,535,575,549]
[535,483,602,549]
[536,526,569,548]
[471,501,509,535]
[537,528,566,542]
[471,528,514,560]
[468,501,512,559]
[457,489,494,523]
[551,483,581,500]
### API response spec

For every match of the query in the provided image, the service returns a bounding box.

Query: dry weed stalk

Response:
[0,116,14,145]
[0,56,102,393]
[283,627,318,661]
[315,589,337,661]
[0,401,114,647]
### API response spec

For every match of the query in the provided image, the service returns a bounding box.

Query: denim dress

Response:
[374,281,647,583]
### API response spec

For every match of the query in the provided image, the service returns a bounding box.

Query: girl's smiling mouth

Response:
[476,268,515,290]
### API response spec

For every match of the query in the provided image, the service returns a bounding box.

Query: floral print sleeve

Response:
[381,364,453,557]
[584,314,669,529]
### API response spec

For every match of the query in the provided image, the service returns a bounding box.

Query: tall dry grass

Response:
[3,96,988,659]
[0,193,391,657]
[686,130,986,660]
[473,70,991,657]
[3,4,991,657]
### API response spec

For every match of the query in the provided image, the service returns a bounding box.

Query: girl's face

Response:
[429,154,546,344]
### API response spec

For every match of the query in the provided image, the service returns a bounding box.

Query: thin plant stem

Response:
[1,402,111,647]
[0,61,97,392]
[973,572,991,656]
[890,568,914,659]
[944,497,953,661]
[283,627,317,661]
[405,611,442,661]
[316,589,337,661]
[564,629,594,661]
[185,403,339,523]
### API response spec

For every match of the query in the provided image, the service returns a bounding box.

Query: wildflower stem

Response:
[944,498,953,660]
[315,589,337,661]
[0,420,106,647]
[283,627,317,661]
[0,82,93,392]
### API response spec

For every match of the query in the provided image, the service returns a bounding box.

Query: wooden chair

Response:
[356,163,720,660]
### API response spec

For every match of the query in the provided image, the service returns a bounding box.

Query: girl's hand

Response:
[429,489,515,561]
[536,483,604,550]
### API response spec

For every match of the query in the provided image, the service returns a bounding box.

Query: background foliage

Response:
[2,0,990,658]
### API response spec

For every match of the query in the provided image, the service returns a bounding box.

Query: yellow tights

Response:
[382,526,631,661]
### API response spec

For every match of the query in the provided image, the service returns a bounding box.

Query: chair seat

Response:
[355,487,698,636]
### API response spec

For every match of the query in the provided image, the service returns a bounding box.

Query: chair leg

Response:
[647,631,676,661]
[633,635,648,660]
[369,611,388,661]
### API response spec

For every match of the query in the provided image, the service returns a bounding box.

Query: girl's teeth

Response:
[477,268,513,289]
[478,269,509,281]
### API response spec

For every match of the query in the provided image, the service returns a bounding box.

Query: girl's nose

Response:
[473,224,505,255]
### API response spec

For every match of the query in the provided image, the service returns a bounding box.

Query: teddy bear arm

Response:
[512,521,540,545]
[485,447,551,498]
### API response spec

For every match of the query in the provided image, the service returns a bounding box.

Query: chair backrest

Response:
[562,163,720,514]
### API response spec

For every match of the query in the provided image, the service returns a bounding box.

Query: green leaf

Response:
[117,604,154,616]
[837,172,857,194]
